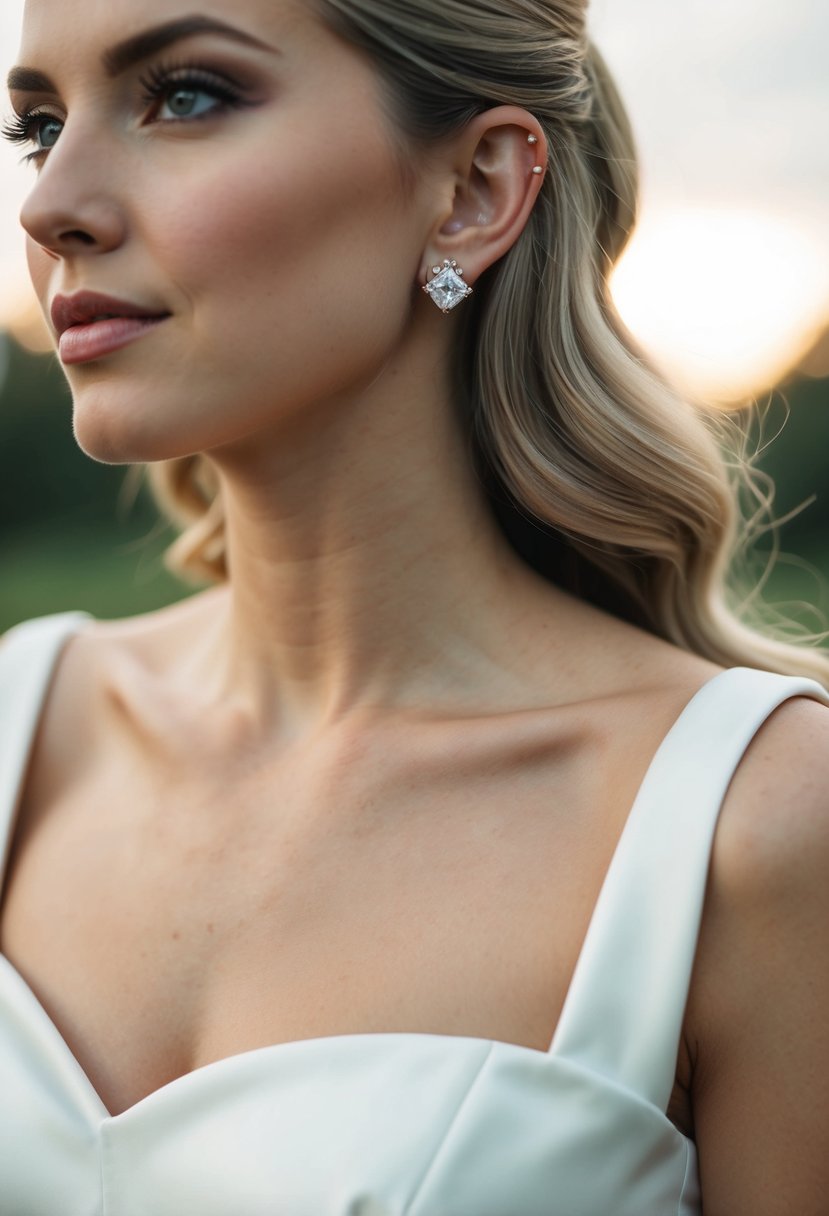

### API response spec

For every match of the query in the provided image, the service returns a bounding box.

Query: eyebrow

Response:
[7,15,277,94]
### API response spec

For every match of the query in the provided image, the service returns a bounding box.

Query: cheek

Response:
[150,144,420,415]
[158,136,411,301]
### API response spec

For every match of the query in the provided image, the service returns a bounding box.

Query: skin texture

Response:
[4,1,829,1210]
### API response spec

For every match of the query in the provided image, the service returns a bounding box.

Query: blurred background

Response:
[1,0,827,634]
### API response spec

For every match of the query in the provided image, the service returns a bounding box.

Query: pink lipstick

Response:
[51,292,171,365]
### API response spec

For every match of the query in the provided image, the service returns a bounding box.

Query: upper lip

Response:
[51,292,170,337]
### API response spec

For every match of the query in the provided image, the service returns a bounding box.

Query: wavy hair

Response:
[146,0,829,684]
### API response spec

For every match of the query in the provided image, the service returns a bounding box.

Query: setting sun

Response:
[610,207,829,404]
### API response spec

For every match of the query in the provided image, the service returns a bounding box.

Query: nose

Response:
[20,140,127,260]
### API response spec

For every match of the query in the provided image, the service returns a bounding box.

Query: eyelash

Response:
[1,110,57,164]
[1,59,248,164]
[137,60,247,117]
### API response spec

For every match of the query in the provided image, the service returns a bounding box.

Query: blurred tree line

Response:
[0,333,827,636]
[0,336,192,630]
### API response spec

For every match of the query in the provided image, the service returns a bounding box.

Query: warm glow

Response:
[610,207,829,403]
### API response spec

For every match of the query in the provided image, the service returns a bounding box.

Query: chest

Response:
[0,713,693,1130]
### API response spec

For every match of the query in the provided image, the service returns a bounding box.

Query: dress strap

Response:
[549,665,829,1110]
[0,612,92,891]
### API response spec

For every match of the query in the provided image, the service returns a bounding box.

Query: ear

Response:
[420,107,547,289]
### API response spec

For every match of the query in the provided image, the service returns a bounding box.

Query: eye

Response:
[138,64,246,125]
[156,85,223,121]
[2,109,64,160]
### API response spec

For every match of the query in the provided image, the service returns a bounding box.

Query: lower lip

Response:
[59,315,170,365]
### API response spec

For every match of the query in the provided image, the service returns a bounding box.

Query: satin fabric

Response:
[2,612,826,1215]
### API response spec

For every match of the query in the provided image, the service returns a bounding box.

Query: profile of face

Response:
[9,0,447,465]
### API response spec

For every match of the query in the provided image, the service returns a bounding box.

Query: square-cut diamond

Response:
[424,266,472,312]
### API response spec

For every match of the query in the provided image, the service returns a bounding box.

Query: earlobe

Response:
[423,107,547,288]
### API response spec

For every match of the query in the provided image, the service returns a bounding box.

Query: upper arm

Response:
[688,694,829,1214]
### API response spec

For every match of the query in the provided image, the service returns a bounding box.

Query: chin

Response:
[71,392,193,467]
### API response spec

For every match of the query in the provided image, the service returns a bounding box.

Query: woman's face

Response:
[10,0,440,463]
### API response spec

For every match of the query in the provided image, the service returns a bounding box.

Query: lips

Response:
[50,291,172,365]
[51,291,170,337]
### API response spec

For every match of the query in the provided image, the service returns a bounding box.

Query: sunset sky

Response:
[1,0,827,400]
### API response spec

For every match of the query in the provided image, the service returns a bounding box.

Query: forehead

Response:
[17,0,313,68]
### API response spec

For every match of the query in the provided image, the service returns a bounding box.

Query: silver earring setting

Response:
[528,132,544,175]
[422,259,473,313]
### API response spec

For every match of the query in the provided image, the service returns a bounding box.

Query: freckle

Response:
[207,922,214,934]
[172,930,181,941]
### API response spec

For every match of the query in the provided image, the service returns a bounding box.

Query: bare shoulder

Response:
[16,589,227,792]
[522,586,728,710]
[711,687,829,895]
[687,685,829,1211]
[82,585,226,660]
[53,587,227,694]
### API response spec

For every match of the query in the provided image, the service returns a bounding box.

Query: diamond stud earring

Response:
[422,259,473,313]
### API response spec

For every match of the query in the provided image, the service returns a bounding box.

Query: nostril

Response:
[20,196,127,256]
[60,230,97,246]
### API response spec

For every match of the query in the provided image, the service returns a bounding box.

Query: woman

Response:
[1,0,828,1211]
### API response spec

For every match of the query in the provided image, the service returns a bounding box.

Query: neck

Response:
[190,338,568,737]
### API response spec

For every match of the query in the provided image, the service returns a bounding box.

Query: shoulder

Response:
[0,611,95,701]
[687,682,829,1208]
[713,685,829,900]
[0,609,92,650]
[0,588,222,676]
[0,591,221,780]
[701,686,829,992]
[692,681,829,990]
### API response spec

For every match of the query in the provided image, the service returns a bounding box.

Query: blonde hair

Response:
[147,0,829,684]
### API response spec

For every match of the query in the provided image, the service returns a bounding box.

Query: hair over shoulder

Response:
[146,0,829,686]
